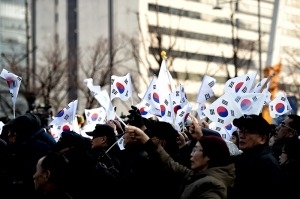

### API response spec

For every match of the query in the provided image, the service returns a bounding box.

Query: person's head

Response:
[233,114,270,151]
[279,137,300,166]
[7,113,42,144]
[190,136,231,171]
[86,124,117,149]
[33,152,70,193]
[55,131,91,153]
[275,114,300,142]
[146,121,179,154]
[230,131,239,146]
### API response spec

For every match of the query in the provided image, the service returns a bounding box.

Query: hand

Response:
[177,132,187,149]
[188,115,203,140]
[127,106,144,128]
[125,125,149,144]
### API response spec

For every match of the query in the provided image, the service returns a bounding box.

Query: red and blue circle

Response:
[160,105,166,116]
[173,105,182,114]
[56,110,64,117]
[139,107,148,116]
[275,103,285,113]
[116,82,125,94]
[235,82,243,93]
[240,99,252,111]
[225,123,232,131]
[216,106,228,117]
[90,113,98,121]
[153,92,160,103]
[62,124,71,132]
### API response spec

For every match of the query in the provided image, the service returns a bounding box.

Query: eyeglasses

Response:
[237,129,258,134]
[279,122,297,132]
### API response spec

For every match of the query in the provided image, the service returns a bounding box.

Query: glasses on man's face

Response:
[237,129,258,134]
[279,122,296,132]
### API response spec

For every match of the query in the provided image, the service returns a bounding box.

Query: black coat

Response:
[229,145,284,199]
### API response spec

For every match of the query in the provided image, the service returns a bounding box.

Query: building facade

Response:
[1,0,300,118]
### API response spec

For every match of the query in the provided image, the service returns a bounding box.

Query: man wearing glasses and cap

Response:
[229,114,284,199]
[272,114,300,160]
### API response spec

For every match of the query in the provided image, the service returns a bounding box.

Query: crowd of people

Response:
[0,106,300,199]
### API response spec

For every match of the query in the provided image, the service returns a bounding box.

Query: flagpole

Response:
[161,51,176,125]
[161,51,173,93]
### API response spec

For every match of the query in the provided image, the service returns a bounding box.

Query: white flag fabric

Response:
[50,122,74,142]
[140,76,161,116]
[94,90,111,110]
[110,73,132,101]
[196,75,216,103]
[50,100,78,126]
[203,93,243,128]
[232,92,266,115]
[224,72,257,94]
[269,92,292,118]
[158,93,175,124]
[136,100,156,119]
[209,122,230,140]
[0,69,22,117]
[174,102,192,132]
[117,136,125,150]
[0,121,4,135]
[157,59,175,97]
[171,84,189,115]
[84,107,106,127]
[224,122,238,136]
[84,78,101,96]
[196,104,207,120]
[252,77,270,93]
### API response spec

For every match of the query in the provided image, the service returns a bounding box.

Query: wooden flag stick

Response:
[259,75,273,93]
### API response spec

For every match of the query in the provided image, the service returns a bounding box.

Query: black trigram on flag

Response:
[242,87,247,93]
[205,93,211,101]
[111,78,115,85]
[222,99,228,106]
[217,118,224,124]
[208,81,215,88]
[235,96,241,103]
[64,114,69,120]
[228,82,234,88]
[112,89,118,95]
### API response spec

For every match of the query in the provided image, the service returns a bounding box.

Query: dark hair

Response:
[41,152,70,186]
[231,131,239,145]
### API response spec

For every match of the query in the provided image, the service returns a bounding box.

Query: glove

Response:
[127,106,144,128]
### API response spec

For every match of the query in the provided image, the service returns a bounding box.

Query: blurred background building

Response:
[1,0,300,120]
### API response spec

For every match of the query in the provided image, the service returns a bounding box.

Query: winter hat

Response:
[199,135,231,167]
